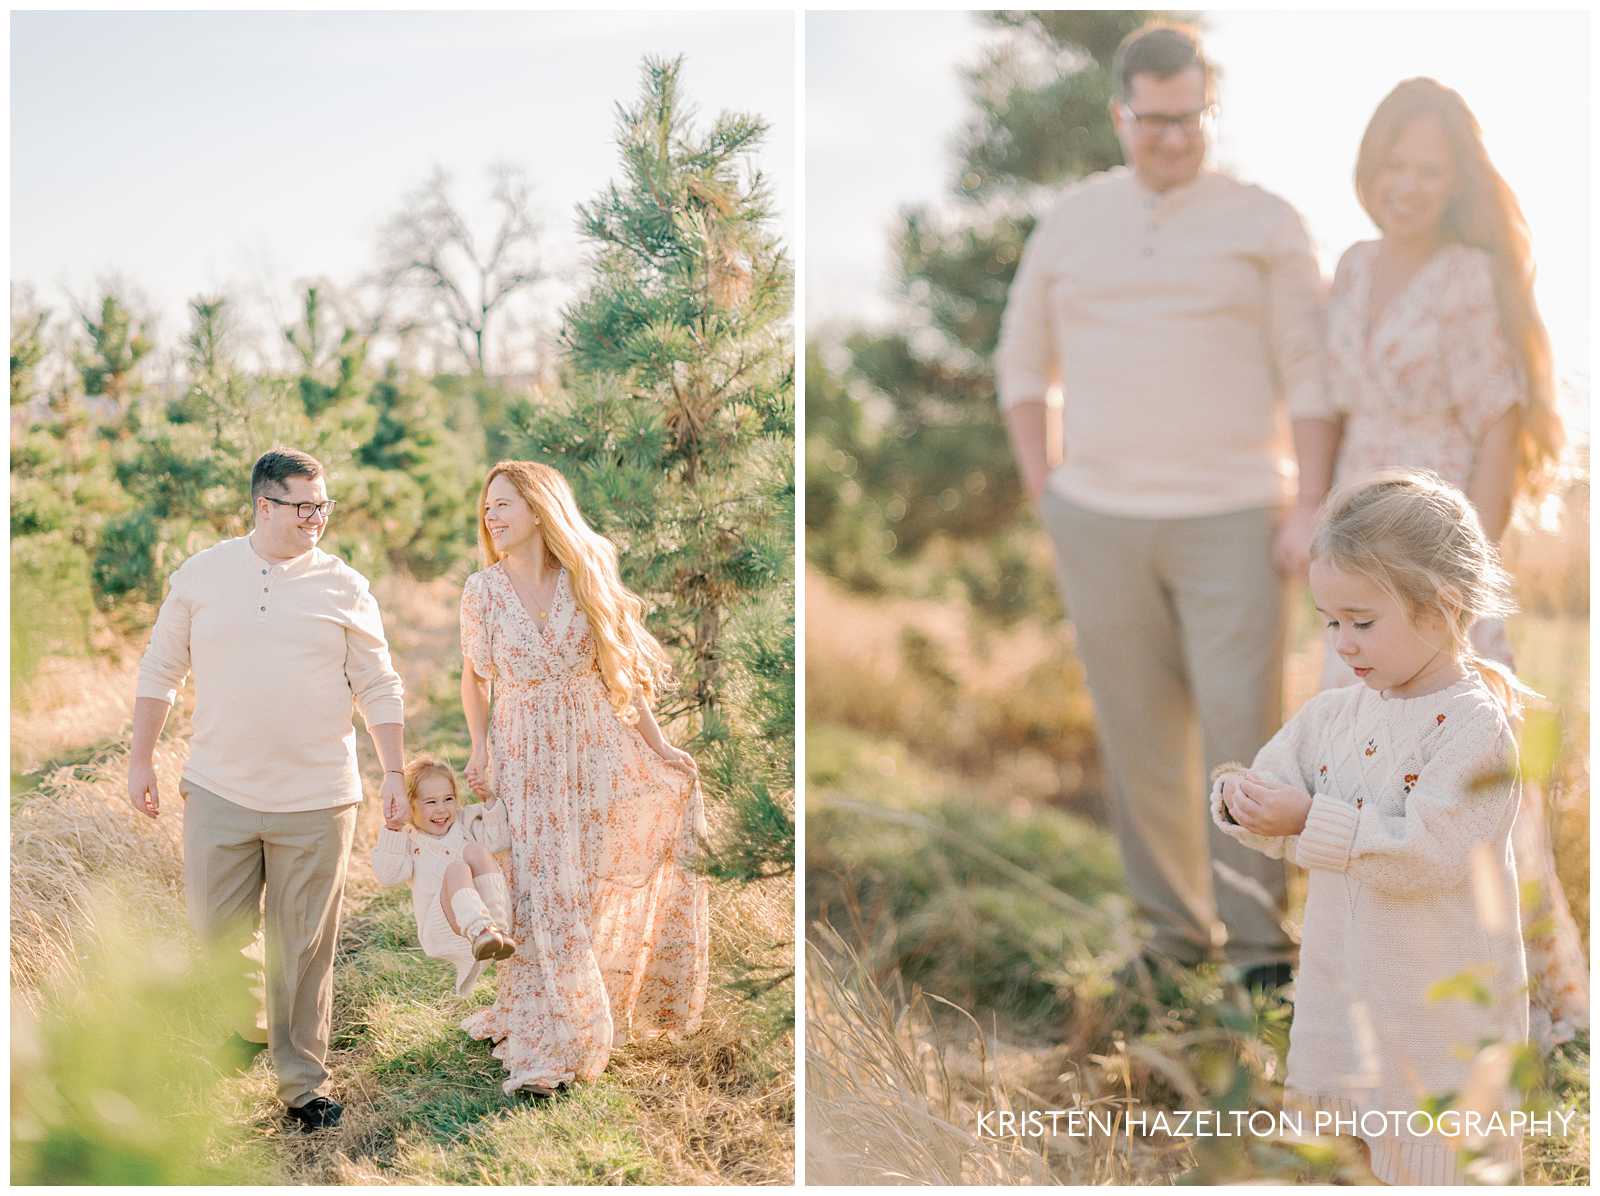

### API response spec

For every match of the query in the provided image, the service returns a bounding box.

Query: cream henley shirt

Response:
[996,166,1327,518]
[136,535,405,813]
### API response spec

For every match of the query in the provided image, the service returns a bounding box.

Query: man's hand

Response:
[379,770,407,828]
[1272,506,1318,577]
[1224,774,1313,837]
[128,759,161,819]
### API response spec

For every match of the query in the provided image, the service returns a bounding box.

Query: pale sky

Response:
[807,9,1590,400]
[11,10,796,373]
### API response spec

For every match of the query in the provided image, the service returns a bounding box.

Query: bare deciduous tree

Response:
[377,163,545,376]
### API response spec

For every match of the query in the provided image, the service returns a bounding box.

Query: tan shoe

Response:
[471,924,517,961]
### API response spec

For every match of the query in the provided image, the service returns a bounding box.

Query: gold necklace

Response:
[527,570,558,621]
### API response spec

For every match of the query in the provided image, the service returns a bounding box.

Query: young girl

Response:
[371,754,517,997]
[1214,470,1529,1185]
[1275,77,1584,1051]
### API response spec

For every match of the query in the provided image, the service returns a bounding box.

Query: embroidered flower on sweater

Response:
[1403,773,1420,795]
[1364,738,1377,758]
[1437,713,1447,725]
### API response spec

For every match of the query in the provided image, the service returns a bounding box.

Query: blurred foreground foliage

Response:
[11,892,268,1184]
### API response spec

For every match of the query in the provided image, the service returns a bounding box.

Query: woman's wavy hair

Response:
[1355,78,1563,503]
[476,461,672,725]
[1311,468,1535,717]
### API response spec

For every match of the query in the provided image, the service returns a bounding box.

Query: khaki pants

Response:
[1039,492,1293,968]
[180,781,357,1107]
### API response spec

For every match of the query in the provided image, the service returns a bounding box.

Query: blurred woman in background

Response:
[1276,77,1585,1050]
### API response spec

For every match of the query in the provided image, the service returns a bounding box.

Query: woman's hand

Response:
[1225,774,1312,837]
[465,744,491,799]
[656,744,698,778]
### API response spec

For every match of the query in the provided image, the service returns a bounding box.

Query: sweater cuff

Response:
[1294,794,1359,872]
[374,826,412,855]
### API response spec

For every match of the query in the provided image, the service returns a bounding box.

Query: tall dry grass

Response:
[806,506,1591,1186]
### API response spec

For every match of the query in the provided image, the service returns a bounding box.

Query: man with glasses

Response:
[128,447,407,1131]
[997,23,1325,991]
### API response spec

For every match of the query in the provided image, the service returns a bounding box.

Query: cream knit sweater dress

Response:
[371,801,511,997]
[1212,674,1529,1185]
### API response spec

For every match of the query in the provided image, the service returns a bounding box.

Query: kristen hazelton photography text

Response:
[12,12,794,1186]
[806,9,1588,1189]
[973,1107,1583,1142]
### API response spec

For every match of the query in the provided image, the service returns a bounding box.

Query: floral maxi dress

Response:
[458,562,709,1093]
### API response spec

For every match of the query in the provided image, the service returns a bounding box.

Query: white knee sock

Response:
[477,873,511,928]
[450,888,493,940]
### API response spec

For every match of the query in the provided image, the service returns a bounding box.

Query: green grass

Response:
[807,723,1126,1033]
[199,880,675,1185]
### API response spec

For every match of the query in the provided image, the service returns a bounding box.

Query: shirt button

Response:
[260,606,267,612]
[261,569,268,575]
[1143,246,1155,257]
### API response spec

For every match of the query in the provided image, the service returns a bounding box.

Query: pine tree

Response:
[506,55,794,899]
[811,11,1180,619]
[73,290,153,412]
[514,54,793,716]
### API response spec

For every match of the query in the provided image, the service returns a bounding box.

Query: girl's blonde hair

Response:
[1355,78,1564,503]
[477,460,673,725]
[404,752,459,827]
[1310,469,1533,717]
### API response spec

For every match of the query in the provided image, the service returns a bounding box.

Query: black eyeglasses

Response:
[1122,103,1216,136]
[262,497,338,520]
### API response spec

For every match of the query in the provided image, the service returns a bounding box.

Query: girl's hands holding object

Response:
[1224,773,1313,837]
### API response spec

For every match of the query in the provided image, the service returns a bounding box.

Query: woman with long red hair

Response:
[457,459,707,1095]
[1278,77,1584,1052]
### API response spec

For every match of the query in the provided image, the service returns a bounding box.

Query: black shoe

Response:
[1240,962,1295,994]
[285,1096,343,1132]
[219,1032,268,1076]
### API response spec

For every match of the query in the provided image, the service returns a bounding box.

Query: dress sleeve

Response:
[370,826,415,886]
[1320,243,1366,418]
[1440,249,1525,441]
[1295,704,1518,899]
[994,210,1063,411]
[460,573,492,681]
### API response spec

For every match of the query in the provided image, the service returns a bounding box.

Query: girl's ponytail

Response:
[1465,652,1539,723]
